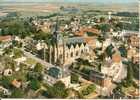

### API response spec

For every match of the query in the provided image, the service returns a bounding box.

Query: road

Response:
[22,48,71,85]
[22,49,53,68]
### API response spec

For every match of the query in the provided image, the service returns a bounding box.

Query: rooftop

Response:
[0,35,12,42]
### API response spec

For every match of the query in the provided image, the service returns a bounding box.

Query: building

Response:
[132,53,139,64]
[0,35,12,42]
[48,21,90,65]
[89,70,111,87]
[0,86,11,96]
[3,69,13,76]
[11,79,22,88]
[0,35,12,49]
[39,21,53,33]
[112,52,122,63]
[129,34,139,48]
[127,47,139,63]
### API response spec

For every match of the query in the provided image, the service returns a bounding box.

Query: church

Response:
[48,21,90,65]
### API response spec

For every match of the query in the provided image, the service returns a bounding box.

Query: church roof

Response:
[66,37,85,44]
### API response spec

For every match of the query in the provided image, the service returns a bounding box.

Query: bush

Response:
[81,84,96,96]
[71,73,79,84]
[34,63,43,73]
[29,79,41,90]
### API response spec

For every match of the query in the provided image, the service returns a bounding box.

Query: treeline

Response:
[113,12,138,17]
[37,13,58,19]
[122,22,139,31]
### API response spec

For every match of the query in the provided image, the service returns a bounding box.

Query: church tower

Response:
[52,17,64,65]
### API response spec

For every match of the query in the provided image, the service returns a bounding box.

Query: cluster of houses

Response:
[0,13,139,98]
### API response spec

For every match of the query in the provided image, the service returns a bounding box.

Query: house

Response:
[129,34,139,48]
[132,53,139,64]
[0,35,12,42]
[3,69,13,76]
[0,35,12,49]
[11,79,22,88]
[112,52,122,63]
[127,47,136,59]
[0,86,11,96]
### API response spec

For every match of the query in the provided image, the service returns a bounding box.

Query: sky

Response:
[0,0,138,3]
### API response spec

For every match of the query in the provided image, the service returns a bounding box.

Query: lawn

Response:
[122,85,138,96]
[122,85,135,93]
[25,58,37,65]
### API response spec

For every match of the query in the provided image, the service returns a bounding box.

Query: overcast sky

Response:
[0,0,138,3]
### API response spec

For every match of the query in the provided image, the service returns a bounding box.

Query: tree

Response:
[13,48,23,58]
[1,76,13,89]
[100,17,105,23]
[54,81,66,89]
[34,63,43,73]
[115,22,123,31]
[99,24,111,32]
[60,6,64,10]
[71,73,79,84]
[126,62,133,86]
[47,81,68,98]
[118,46,127,57]
[0,17,35,38]
[29,79,41,90]
[10,88,24,98]
[105,44,115,58]
[132,63,139,80]
[26,71,42,81]
[98,63,102,72]
[81,84,96,96]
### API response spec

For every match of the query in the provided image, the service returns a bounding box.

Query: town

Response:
[0,1,139,99]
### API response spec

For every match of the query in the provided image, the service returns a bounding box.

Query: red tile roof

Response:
[11,79,21,88]
[112,52,121,63]
[0,35,12,42]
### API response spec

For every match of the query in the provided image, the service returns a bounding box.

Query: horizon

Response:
[0,0,138,3]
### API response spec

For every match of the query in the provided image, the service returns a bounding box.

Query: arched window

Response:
[81,50,84,53]
[67,53,69,58]
[76,51,78,56]
[71,52,73,57]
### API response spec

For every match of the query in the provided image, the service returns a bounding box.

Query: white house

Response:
[0,86,11,96]
[3,69,13,76]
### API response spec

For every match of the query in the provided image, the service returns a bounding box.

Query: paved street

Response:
[22,49,53,68]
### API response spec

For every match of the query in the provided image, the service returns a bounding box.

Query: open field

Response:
[0,2,138,13]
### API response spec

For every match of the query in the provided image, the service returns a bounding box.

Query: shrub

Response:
[71,73,79,84]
